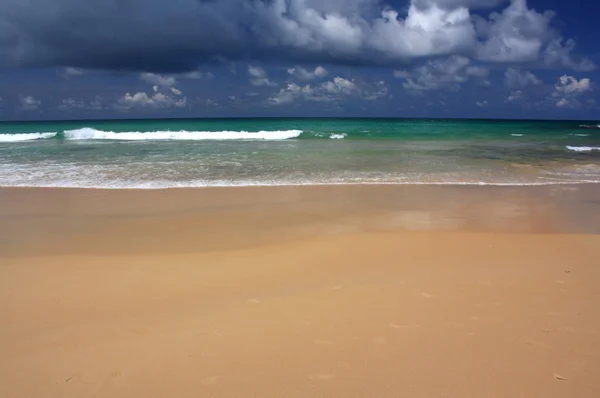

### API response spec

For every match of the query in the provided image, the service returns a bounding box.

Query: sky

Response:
[0,0,599,121]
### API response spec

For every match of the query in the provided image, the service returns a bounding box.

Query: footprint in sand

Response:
[389,323,421,330]
[525,340,552,349]
[371,337,387,345]
[309,374,335,381]
[202,376,220,385]
[553,373,567,381]
[420,292,436,299]
[548,312,563,317]
[314,339,333,346]
[331,285,344,290]
[246,298,261,304]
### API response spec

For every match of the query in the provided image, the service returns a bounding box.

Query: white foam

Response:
[1,179,598,190]
[330,133,346,139]
[2,161,599,190]
[0,132,56,142]
[511,134,524,137]
[567,146,600,152]
[571,134,591,137]
[63,128,303,141]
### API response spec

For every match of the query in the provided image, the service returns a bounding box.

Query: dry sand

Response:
[1,185,600,397]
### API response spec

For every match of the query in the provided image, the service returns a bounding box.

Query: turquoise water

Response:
[0,118,599,188]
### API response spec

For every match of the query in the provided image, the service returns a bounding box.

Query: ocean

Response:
[0,118,599,189]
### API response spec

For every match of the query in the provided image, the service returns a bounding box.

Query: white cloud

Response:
[204,99,221,108]
[19,95,41,111]
[287,66,329,80]
[550,75,592,109]
[543,39,596,72]
[555,98,570,108]
[2,0,592,72]
[89,97,103,110]
[180,71,214,79]
[116,92,187,110]
[475,0,551,63]
[474,0,594,69]
[367,4,477,60]
[171,87,183,96]
[321,77,357,95]
[476,100,488,107]
[394,56,489,91]
[503,68,544,104]
[248,65,277,87]
[268,76,387,105]
[555,75,591,95]
[58,97,103,111]
[362,80,389,101]
[414,0,507,9]
[504,68,541,89]
[273,0,593,71]
[314,66,329,78]
[140,73,177,87]
[58,98,85,110]
[60,67,85,78]
[506,90,523,102]
[269,83,319,105]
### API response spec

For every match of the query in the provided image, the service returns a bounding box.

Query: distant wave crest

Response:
[62,128,303,141]
[567,146,600,152]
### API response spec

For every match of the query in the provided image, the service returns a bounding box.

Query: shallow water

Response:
[0,118,599,188]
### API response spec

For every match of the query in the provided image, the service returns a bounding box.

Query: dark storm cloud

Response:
[0,0,247,71]
[0,0,593,72]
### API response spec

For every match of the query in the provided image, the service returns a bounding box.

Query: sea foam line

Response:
[567,146,600,152]
[0,132,57,142]
[1,177,598,190]
[62,128,303,140]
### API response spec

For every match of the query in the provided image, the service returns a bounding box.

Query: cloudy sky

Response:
[0,0,598,120]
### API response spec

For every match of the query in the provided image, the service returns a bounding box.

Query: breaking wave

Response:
[61,128,303,140]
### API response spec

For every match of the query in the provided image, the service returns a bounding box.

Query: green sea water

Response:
[0,118,599,188]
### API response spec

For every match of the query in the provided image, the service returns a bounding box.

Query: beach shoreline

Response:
[2,184,600,397]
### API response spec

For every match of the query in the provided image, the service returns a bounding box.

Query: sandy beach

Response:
[1,184,600,397]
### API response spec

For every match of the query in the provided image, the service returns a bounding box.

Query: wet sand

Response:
[1,185,600,397]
